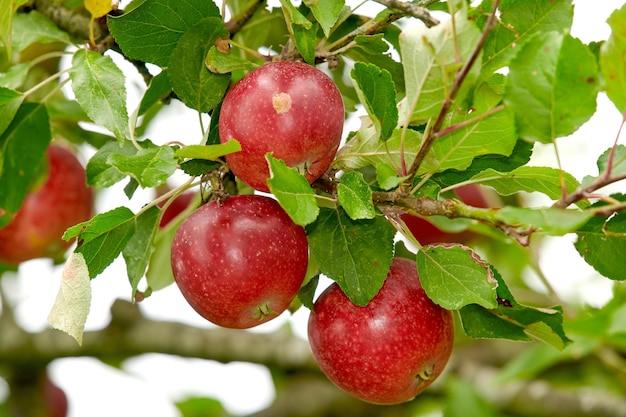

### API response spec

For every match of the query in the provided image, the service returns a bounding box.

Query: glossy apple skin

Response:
[308,257,454,405]
[0,145,94,265]
[401,184,489,245]
[171,194,309,329]
[218,61,344,192]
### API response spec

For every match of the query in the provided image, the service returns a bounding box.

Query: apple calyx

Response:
[272,92,292,114]
[253,302,278,320]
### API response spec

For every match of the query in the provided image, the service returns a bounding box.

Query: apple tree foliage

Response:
[1,0,626,415]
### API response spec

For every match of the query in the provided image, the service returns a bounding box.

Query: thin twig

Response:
[371,0,440,27]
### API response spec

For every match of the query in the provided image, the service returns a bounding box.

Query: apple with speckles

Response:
[307,257,454,405]
[218,61,344,192]
[0,144,94,265]
[170,194,309,329]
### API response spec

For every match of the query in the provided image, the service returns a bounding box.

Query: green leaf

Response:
[292,22,317,65]
[459,273,570,349]
[205,46,257,74]
[0,102,51,227]
[307,207,395,306]
[123,206,161,295]
[0,62,30,90]
[175,139,241,160]
[279,0,312,29]
[495,206,593,235]
[47,252,92,346]
[85,140,139,188]
[0,87,24,137]
[505,33,600,143]
[304,0,344,37]
[137,70,172,116]
[376,162,409,190]
[107,0,221,67]
[480,0,573,79]
[0,0,15,58]
[334,123,424,172]
[67,206,136,278]
[433,139,534,186]
[107,142,178,189]
[597,145,626,177]
[297,274,319,311]
[168,17,230,113]
[469,166,582,203]
[422,106,517,174]
[266,154,319,226]
[12,10,71,52]
[354,34,390,54]
[600,3,626,112]
[399,9,481,123]
[416,244,498,310]
[70,49,129,142]
[337,171,375,220]
[575,203,626,281]
[146,224,177,292]
[350,62,397,142]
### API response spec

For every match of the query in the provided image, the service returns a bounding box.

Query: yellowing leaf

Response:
[85,0,112,18]
[48,252,92,345]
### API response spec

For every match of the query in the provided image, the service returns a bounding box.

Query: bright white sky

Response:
[1,1,625,416]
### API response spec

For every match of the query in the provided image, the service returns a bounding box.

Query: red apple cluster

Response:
[0,144,94,266]
[170,61,344,328]
[169,61,455,404]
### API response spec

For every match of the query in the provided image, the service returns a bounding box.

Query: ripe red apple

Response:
[157,191,195,227]
[0,144,94,265]
[171,194,309,329]
[218,61,344,192]
[401,184,491,245]
[307,257,454,405]
[44,375,69,417]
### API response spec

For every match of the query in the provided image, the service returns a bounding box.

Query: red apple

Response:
[218,61,344,192]
[171,194,309,329]
[401,184,491,245]
[0,144,94,265]
[157,191,195,227]
[44,375,69,417]
[307,257,454,405]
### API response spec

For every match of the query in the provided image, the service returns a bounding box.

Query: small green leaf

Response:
[417,244,498,310]
[291,22,317,65]
[205,46,257,74]
[424,106,517,174]
[168,17,231,113]
[575,201,626,281]
[137,70,172,116]
[354,34,390,54]
[0,62,30,90]
[376,162,409,190]
[123,206,161,295]
[505,33,599,143]
[85,0,111,19]
[85,140,139,188]
[303,0,344,37]
[480,0,573,79]
[0,102,51,227]
[146,224,177,292]
[0,87,24,137]
[12,10,71,51]
[0,0,15,58]
[67,206,136,278]
[337,171,375,220]
[469,166,582,204]
[600,3,626,112]
[297,275,319,310]
[175,139,241,160]
[279,0,312,29]
[107,143,178,188]
[399,9,481,122]
[108,0,222,67]
[597,145,626,177]
[70,49,129,142]
[307,207,395,306]
[47,252,92,346]
[350,62,397,142]
[266,154,319,226]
